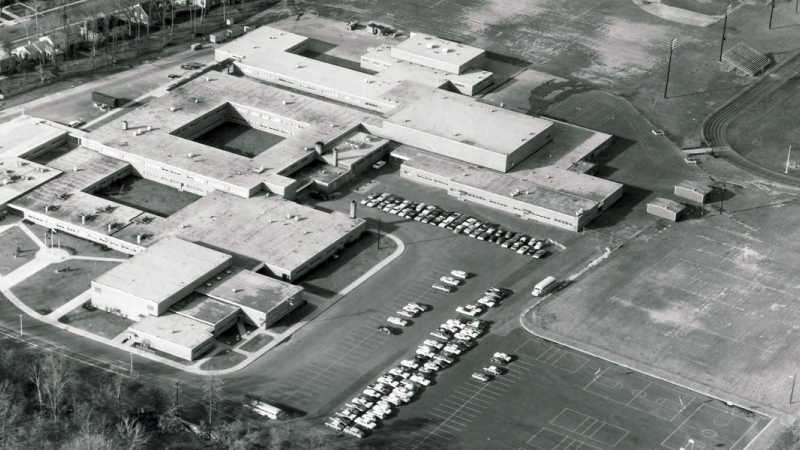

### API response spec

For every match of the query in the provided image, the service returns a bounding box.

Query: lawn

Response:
[12,260,120,314]
[0,226,38,276]
[239,334,274,353]
[199,349,247,371]
[194,121,285,158]
[61,305,135,339]
[92,174,201,218]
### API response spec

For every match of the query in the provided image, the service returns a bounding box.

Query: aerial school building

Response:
[215,26,623,231]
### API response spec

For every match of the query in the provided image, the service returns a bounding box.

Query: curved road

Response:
[701,51,800,188]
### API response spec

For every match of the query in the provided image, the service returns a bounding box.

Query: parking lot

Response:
[369,329,770,450]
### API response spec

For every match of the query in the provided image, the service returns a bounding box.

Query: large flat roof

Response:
[170,293,239,326]
[196,266,303,312]
[386,91,552,156]
[117,191,364,272]
[390,33,485,71]
[130,313,213,349]
[399,149,599,216]
[94,237,232,305]
[0,157,61,206]
[0,116,68,158]
[86,74,378,192]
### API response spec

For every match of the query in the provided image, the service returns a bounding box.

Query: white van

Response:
[247,400,285,420]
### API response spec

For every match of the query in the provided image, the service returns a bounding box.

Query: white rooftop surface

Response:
[387,91,553,156]
[130,313,213,349]
[676,180,713,194]
[0,116,67,158]
[196,266,303,312]
[326,131,389,169]
[401,150,598,215]
[649,197,685,212]
[86,74,379,191]
[118,191,365,272]
[0,157,61,206]
[391,33,485,69]
[94,237,232,305]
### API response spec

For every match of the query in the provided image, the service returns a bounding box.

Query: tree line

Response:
[0,335,374,449]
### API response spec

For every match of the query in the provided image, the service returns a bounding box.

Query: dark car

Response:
[167,74,181,79]
[378,326,396,335]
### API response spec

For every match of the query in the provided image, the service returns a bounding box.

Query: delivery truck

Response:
[91,91,120,109]
[532,276,556,297]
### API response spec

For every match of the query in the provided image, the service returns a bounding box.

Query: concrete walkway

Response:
[0,228,406,375]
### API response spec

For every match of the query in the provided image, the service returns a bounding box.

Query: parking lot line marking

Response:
[442,398,484,411]
[450,393,492,405]
[514,359,537,369]
[435,406,476,419]
[427,412,467,429]
[493,379,515,388]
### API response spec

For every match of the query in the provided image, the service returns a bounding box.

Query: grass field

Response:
[11,260,120,313]
[0,226,38,276]
[239,333,274,353]
[23,222,128,259]
[194,121,285,158]
[62,306,135,339]
[531,191,800,414]
[199,349,247,371]
[93,174,201,218]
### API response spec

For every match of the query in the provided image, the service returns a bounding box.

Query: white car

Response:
[446,318,467,328]
[355,417,377,429]
[396,310,416,319]
[451,270,468,279]
[387,316,408,327]
[377,376,400,387]
[471,372,491,383]
[454,331,476,342]
[465,304,484,312]
[406,302,428,312]
[403,304,421,314]
[352,397,374,408]
[430,330,452,340]
[400,359,420,369]
[467,319,486,329]
[433,354,454,365]
[393,387,414,399]
[456,306,480,317]
[533,240,544,250]
[432,283,453,292]
[67,119,83,128]
[399,380,416,391]
[493,352,513,363]
[336,408,358,421]
[462,326,482,337]
[372,160,387,170]
[325,419,346,431]
[384,394,405,406]
[440,276,461,286]
[362,388,382,398]
[484,365,504,376]
[477,297,497,308]
[390,367,411,379]
[443,344,463,355]
[423,361,443,372]
[410,373,431,386]
[375,400,393,411]
[343,426,365,438]
[368,408,388,420]
[423,339,445,350]
[416,345,436,356]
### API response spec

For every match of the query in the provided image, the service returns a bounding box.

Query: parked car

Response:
[387,317,408,327]
[377,326,396,335]
[373,160,386,169]
[432,283,453,293]
[325,418,346,431]
[423,339,444,350]
[440,276,461,286]
[410,373,431,386]
[532,249,547,259]
[471,372,491,382]
[443,344,463,355]
[406,302,428,312]
[456,306,479,317]
[477,297,497,308]
[397,310,416,319]
[492,352,513,363]
[484,365,505,376]
[430,330,452,340]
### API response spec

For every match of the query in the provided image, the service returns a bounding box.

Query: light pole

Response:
[719,5,732,62]
[769,0,776,29]
[19,315,22,336]
[786,145,792,174]
[664,39,677,99]
[720,182,727,214]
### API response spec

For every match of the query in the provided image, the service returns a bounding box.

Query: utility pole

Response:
[769,0,776,29]
[720,182,727,214]
[376,218,381,249]
[719,5,732,62]
[664,39,676,99]
[19,315,22,336]
[129,352,133,376]
[786,145,792,173]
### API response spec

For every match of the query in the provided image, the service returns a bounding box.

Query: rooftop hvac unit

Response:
[442,47,450,53]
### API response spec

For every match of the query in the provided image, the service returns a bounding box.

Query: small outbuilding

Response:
[647,197,685,222]
[674,181,712,204]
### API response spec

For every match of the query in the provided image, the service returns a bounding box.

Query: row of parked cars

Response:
[432,269,468,294]
[362,193,548,259]
[381,301,429,331]
[325,301,489,438]
[453,286,509,318]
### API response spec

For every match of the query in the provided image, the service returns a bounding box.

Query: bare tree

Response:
[202,376,223,428]
[29,0,47,36]
[0,380,21,448]
[26,358,45,409]
[116,416,149,450]
[41,353,72,422]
